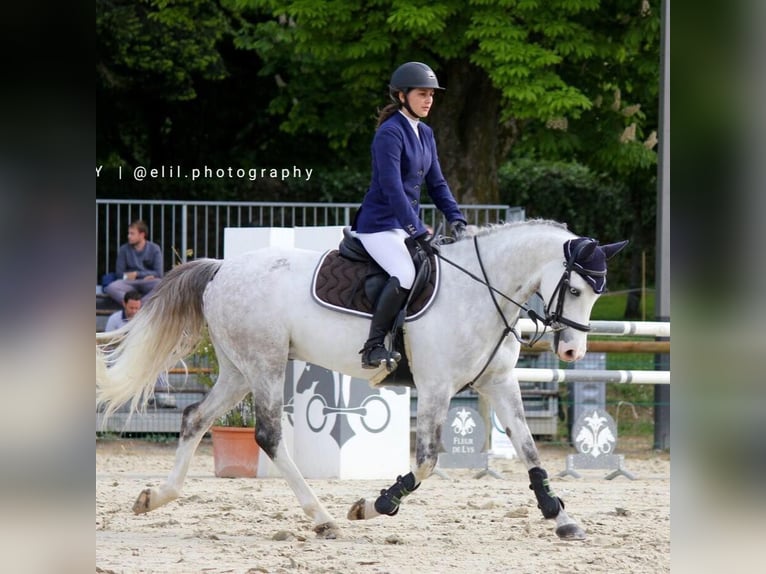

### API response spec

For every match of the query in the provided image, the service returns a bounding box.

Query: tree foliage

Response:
[220,0,660,206]
[97,0,660,199]
[96,0,231,101]
[96,0,345,199]
[230,0,658,203]
[499,158,635,284]
[499,158,627,238]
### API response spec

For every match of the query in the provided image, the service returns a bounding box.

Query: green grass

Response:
[591,289,656,321]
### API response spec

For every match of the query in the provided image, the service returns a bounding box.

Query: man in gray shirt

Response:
[104,290,142,332]
[104,220,164,306]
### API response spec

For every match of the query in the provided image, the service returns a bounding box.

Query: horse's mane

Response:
[456,218,569,241]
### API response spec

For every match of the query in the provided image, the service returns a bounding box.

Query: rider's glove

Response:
[450,220,467,239]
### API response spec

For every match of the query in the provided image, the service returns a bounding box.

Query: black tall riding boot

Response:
[360,277,410,369]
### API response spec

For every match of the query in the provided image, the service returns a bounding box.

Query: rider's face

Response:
[400,88,434,119]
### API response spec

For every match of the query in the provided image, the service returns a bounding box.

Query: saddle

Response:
[311,227,440,320]
[311,228,441,387]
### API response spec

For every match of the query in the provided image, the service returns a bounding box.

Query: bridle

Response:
[435,234,601,386]
[531,238,602,334]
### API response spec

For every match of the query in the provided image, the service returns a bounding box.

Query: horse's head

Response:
[537,237,628,362]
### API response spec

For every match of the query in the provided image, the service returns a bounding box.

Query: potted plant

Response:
[192,332,260,478]
[210,397,260,478]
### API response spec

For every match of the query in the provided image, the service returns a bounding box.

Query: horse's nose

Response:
[557,344,585,363]
[561,348,578,362]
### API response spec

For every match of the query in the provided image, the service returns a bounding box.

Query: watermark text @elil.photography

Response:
[96,164,314,183]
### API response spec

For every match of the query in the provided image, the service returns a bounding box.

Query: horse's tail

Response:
[96,258,223,421]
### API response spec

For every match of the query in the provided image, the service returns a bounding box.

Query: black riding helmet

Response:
[389,62,444,117]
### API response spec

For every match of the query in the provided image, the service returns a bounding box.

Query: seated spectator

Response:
[103,290,175,408]
[104,219,163,306]
[104,290,142,332]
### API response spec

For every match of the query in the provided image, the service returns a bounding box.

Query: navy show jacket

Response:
[354,111,465,238]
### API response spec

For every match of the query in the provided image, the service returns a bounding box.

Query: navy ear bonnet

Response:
[563,237,629,294]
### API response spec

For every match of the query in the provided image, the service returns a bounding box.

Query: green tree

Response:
[498,158,632,286]
[97,0,231,175]
[97,0,343,199]
[234,0,659,208]
[511,0,661,313]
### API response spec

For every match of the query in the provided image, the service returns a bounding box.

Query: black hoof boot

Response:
[374,472,420,516]
[529,467,563,519]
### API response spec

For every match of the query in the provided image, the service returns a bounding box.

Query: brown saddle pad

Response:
[311,250,439,320]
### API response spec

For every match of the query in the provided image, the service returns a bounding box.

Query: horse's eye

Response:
[569,287,581,296]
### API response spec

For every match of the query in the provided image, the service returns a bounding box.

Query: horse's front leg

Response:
[347,386,450,521]
[477,376,586,540]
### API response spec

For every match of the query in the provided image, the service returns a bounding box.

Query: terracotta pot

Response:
[211,426,260,478]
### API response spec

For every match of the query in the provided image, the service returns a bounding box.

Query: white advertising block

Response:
[291,361,410,479]
[293,226,345,251]
[223,227,294,258]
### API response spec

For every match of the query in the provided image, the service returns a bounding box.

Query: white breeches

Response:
[356,229,415,290]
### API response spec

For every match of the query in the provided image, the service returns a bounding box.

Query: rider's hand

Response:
[450,220,467,239]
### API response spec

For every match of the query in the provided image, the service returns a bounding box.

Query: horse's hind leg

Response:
[476,376,586,540]
[132,363,248,514]
[249,368,340,539]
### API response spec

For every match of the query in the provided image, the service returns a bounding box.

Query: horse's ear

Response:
[577,239,599,261]
[601,240,629,260]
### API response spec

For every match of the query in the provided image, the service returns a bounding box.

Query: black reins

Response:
[434,234,596,387]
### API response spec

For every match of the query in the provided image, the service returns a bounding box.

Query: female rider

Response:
[353,61,467,369]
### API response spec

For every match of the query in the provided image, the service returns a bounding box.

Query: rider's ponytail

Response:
[376,103,400,128]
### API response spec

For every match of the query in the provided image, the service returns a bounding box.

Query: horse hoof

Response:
[555,523,586,540]
[347,498,367,520]
[314,522,340,539]
[133,488,153,514]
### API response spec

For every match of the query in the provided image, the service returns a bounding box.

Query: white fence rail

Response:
[517,319,670,338]
[515,368,670,385]
[516,319,670,385]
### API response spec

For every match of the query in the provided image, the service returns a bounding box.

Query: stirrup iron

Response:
[360,344,401,371]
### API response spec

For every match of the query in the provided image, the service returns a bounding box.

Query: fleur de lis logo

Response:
[574,411,616,458]
[451,408,476,437]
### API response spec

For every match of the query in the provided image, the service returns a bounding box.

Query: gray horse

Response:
[96,219,627,541]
